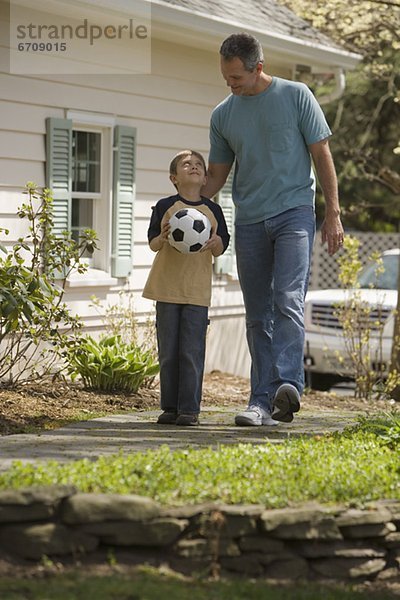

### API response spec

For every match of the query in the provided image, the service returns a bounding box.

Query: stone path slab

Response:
[0,406,361,472]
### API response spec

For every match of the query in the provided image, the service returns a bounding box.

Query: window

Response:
[72,131,101,194]
[46,117,136,278]
[71,130,101,259]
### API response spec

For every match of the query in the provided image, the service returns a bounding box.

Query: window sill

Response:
[65,268,118,289]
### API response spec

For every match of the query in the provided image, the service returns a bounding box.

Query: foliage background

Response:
[279,0,400,232]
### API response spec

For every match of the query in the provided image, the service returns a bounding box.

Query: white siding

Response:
[0,13,291,376]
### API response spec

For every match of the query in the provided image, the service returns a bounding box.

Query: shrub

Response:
[355,409,400,449]
[91,291,158,388]
[0,183,97,385]
[334,236,395,400]
[66,334,159,393]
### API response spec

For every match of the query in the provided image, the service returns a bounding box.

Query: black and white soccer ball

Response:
[168,208,211,254]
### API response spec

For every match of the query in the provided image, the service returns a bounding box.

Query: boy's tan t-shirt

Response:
[143,195,230,307]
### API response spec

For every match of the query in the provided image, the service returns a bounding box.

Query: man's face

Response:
[220,57,262,96]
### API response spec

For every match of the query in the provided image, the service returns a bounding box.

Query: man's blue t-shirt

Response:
[209,77,332,225]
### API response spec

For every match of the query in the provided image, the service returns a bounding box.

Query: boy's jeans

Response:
[235,205,315,412]
[156,302,208,415]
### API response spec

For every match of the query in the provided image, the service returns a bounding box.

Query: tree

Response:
[280,0,400,232]
[280,0,400,395]
[391,263,400,399]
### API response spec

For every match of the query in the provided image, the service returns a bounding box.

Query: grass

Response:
[1,415,399,598]
[0,567,397,600]
[0,426,399,507]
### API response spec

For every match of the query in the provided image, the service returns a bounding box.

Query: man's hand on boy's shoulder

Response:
[201,229,224,257]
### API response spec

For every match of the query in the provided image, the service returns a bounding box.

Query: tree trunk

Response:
[390,252,400,400]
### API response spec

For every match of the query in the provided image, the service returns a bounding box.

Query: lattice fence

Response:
[309,231,400,290]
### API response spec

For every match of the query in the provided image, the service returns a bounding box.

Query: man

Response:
[202,32,344,426]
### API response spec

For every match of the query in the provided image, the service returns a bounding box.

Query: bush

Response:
[92,291,156,350]
[0,184,98,385]
[91,291,158,388]
[66,334,159,393]
[334,236,396,400]
[354,409,400,449]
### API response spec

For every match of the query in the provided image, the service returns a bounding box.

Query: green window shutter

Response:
[112,125,136,278]
[45,118,72,235]
[214,170,236,276]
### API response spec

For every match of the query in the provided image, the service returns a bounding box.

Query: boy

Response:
[143,150,230,426]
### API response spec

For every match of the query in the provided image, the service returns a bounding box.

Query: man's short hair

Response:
[220,32,264,72]
[169,150,206,176]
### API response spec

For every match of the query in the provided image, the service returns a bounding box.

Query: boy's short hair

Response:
[169,150,206,176]
[220,32,264,72]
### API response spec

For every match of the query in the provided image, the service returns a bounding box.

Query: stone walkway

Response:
[0,405,362,472]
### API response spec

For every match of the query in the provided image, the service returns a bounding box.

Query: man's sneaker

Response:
[176,414,199,426]
[272,384,301,423]
[157,411,177,424]
[235,405,279,427]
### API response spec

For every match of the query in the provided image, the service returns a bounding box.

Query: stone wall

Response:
[0,486,399,583]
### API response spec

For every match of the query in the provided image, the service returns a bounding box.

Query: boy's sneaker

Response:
[272,384,301,423]
[235,405,279,427]
[157,411,177,424]
[176,414,199,426]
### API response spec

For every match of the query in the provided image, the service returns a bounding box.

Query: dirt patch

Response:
[0,370,393,436]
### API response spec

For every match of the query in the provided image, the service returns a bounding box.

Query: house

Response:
[0,0,360,378]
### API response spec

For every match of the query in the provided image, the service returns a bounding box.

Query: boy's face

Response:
[170,154,207,189]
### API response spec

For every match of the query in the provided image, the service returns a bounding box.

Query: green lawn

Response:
[0,568,397,600]
[0,426,399,507]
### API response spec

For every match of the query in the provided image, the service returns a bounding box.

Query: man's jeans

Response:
[156,302,208,415]
[235,206,315,411]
